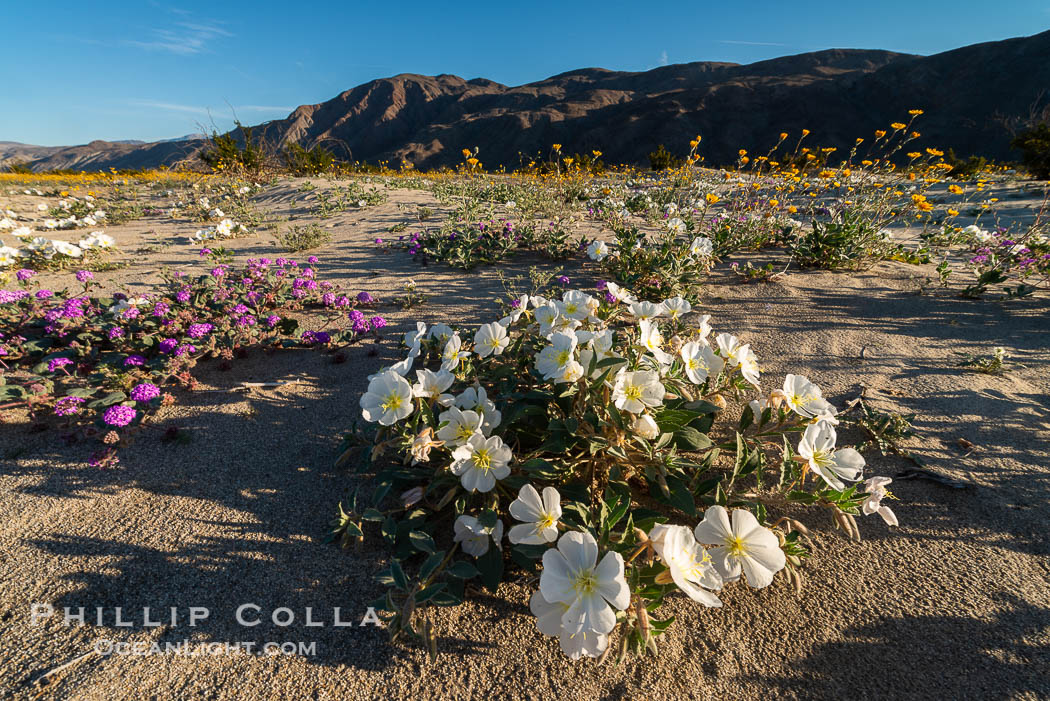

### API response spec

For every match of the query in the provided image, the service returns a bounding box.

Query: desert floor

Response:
[1,177,1048,700]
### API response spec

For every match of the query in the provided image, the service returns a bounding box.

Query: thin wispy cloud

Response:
[128,100,292,115]
[125,21,232,55]
[718,40,789,47]
[658,50,669,66]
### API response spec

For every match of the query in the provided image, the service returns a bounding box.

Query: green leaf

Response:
[675,426,713,451]
[415,583,447,603]
[409,530,437,554]
[476,547,504,592]
[389,560,409,590]
[446,561,480,579]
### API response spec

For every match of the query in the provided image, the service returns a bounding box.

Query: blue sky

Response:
[3,0,1047,146]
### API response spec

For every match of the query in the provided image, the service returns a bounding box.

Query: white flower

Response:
[529,591,608,659]
[662,296,691,320]
[411,368,454,399]
[12,226,32,238]
[861,476,899,526]
[781,374,835,418]
[587,239,610,261]
[557,290,596,321]
[453,385,501,432]
[53,241,83,258]
[667,217,686,234]
[440,333,468,371]
[631,414,660,440]
[409,428,443,465]
[534,302,561,336]
[508,484,562,544]
[693,506,786,588]
[535,332,578,380]
[637,319,673,365]
[612,369,665,414]
[436,406,484,447]
[796,422,865,490]
[539,531,630,637]
[474,322,509,358]
[359,371,414,426]
[629,300,664,321]
[428,323,454,344]
[404,321,427,356]
[0,247,19,267]
[680,341,724,385]
[649,524,723,606]
[450,433,512,493]
[716,333,760,387]
[454,515,504,557]
[604,281,635,304]
[688,236,714,258]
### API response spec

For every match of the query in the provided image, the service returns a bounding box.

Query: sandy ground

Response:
[1,177,1049,700]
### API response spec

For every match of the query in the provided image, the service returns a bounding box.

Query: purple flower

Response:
[54,396,85,417]
[266,314,281,327]
[356,291,375,303]
[47,357,74,373]
[604,292,617,304]
[122,307,140,320]
[596,280,608,291]
[370,316,387,330]
[374,238,384,245]
[199,248,212,256]
[129,383,161,402]
[175,344,196,357]
[108,327,125,340]
[103,405,137,427]
[36,289,53,300]
[187,323,214,338]
[322,293,336,306]
[176,289,191,303]
[124,354,146,367]
[231,303,250,315]
[152,302,170,317]
[211,267,226,278]
[236,315,256,327]
[0,289,30,304]
[76,270,94,283]
[158,338,178,354]
[348,309,364,323]
[16,269,35,281]
[307,256,319,264]
[556,276,570,285]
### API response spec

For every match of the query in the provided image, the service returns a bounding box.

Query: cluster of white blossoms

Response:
[358,284,899,661]
[586,230,714,263]
[190,218,248,243]
[0,230,116,267]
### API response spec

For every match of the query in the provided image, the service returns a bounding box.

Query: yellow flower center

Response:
[536,513,556,532]
[382,393,403,412]
[572,570,597,595]
[727,536,746,557]
[473,448,492,471]
[624,385,642,401]
[556,350,571,366]
[456,424,475,441]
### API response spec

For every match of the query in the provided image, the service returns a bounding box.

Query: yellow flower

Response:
[552,144,561,151]
[875,130,887,138]
[907,152,921,159]
[802,129,810,136]
[706,193,720,204]
[926,148,943,157]
[948,185,963,194]
[947,208,959,216]
[855,138,864,144]
[909,109,924,115]
[779,132,788,140]
[768,199,779,207]
[891,122,906,130]
[462,148,471,158]
[592,150,602,158]
[787,205,797,213]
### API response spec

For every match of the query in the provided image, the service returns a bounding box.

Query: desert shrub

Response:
[1011,123,1050,180]
[284,143,337,175]
[4,161,33,174]
[648,144,683,171]
[334,284,898,662]
[199,121,266,173]
[944,148,987,180]
[274,223,332,252]
[790,209,896,269]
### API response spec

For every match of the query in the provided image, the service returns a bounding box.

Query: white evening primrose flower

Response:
[359,370,414,426]
[797,421,865,490]
[604,281,635,305]
[53,241,83,258]
[558,290,596,321]
[12,226,32,239]
[631,413,660,440]
[436,406,484,447]
[409,427,443,465]
[587,239,610,261]
[781,374,835,418]
[411,368,454,400]
[534,301,561,336]
[629,300,664,321]
[715,333,760,387]
[693,506,786,589]
[450,433,512,493]
[535,332,578,380]
[428,323,454,344]
[662,296,691,320]
[612,369,665,414]
[499,295,530,326]
[440,333,468,371]
[0,247,19,266]
[539,531,630,637]
[367,354,414,381]
[688,236,714,257]
[453,515,504,557]
[667,217,687,234]
[453,385,501,431]
[649,524,723,607]
[474,321,509,358]
[680,341,725,385]
[638,319,673,365]
[509,484,562,544]
[529,591,608,659]
[404,321,427,357]
[861,476,899,526]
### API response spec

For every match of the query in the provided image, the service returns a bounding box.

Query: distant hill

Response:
[7,30,1050,172]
